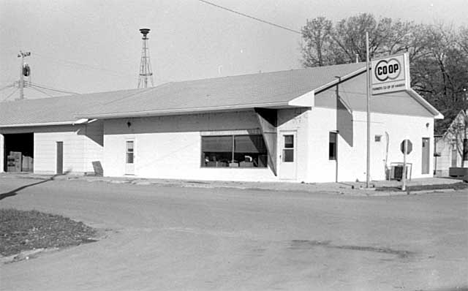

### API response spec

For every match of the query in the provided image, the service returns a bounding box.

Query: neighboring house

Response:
[0,63,443,183]
[434,110,467,177]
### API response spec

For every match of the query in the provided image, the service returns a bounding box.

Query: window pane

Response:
[126,141,134,164]
[202,136,233,152]
[283,149,294,162]
[329,132,337,160]
[202,135,267,168]
[284,135,294,148]
[234,135,266,153]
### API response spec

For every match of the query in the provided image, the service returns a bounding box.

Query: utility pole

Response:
[366,32,371,188]
[18,51,31,100]
[463,88,468,168]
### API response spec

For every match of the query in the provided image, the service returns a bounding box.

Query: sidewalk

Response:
[1,172,465,196]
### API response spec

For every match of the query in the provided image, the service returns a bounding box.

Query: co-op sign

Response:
[371,53,410,95]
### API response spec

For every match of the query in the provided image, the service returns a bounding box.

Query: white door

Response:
[125,140,135,175]
[279,131,297,180]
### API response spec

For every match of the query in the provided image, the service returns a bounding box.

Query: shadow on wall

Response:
[0,171,70,201]
[337,97,353,147]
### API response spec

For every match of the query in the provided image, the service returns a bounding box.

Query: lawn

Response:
[0,208,97,257]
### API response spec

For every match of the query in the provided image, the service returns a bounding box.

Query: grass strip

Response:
[375,182,468,192]
[0,209,97,257]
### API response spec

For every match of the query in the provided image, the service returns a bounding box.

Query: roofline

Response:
[407,89,444,119]
[0,121,77,129]
[0,119,98,129]
[314,66,367,94]
[77,101,312,119]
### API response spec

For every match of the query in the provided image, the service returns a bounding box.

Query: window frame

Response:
[201,133,268,168]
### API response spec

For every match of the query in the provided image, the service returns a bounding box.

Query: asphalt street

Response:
[0,176,467,291]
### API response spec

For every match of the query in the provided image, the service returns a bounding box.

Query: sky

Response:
[1,0,467,101]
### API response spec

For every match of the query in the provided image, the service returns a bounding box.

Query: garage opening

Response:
[3,133,34,173]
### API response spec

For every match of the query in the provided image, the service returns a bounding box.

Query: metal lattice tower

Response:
[138,28,154,88]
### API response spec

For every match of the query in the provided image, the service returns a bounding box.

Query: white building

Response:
[434,110,467,176]
[0,63,443,182]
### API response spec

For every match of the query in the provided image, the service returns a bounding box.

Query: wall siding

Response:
[0,124,104,175]
[103,111,277,181]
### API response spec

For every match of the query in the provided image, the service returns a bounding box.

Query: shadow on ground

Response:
[0,171,70,201]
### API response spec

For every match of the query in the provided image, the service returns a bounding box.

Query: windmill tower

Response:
[137,28,154,88]
[18,51,31,100]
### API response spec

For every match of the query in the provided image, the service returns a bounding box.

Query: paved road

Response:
[0,177,467,291]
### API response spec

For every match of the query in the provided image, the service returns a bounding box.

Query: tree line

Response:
[300,14,468,134]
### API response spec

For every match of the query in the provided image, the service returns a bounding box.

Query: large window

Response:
[202,134,267,168]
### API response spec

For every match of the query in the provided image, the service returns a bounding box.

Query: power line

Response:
[33,52,135,79]
[30,83,78,95]
[1,88,18,102]
[197,0,301,35]
[30,86,54,98]
[0,83,14,92]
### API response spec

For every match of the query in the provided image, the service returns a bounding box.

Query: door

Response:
[56,141,63,175]
[125,140,135,175]
[279,131,297,180]
[422,138,430,174]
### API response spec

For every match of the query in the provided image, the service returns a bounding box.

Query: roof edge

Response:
[407,89,444,119]
[77,101,312,120]
[0,121,77,129]
[314,66,367,94]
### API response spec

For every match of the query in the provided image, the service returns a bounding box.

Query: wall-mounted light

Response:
[426,123,430,128]
[127,121,132,128]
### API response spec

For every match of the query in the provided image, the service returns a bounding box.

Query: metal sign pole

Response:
[402,139,408,191]
[366,32,371,188]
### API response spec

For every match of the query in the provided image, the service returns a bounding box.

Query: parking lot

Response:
[1,176,467,290]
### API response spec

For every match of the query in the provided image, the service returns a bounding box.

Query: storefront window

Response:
[202,135,267,168]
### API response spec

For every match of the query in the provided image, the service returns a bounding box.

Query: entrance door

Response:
[56,141,63,175]
[422,138,430,174]
[279,131,297,180]
[125,140,135,175]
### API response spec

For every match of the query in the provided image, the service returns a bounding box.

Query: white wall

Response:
[0,124,104,175]
[0,134,4,173]
[103,111,277,181]
[336,111,435,182]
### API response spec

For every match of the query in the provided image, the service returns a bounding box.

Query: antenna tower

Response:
[18,50,31,100]
[138,28,154,88]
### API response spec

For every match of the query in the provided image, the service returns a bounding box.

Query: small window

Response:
[126,141,134,164]
[375,135,382,142]
[283,135,294,162]
[329,132,337,160]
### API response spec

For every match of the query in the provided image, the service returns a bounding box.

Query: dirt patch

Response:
[0,208,98,258]
[376,182,468,192]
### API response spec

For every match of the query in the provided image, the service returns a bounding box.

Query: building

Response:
[434,110,467,176]
[0,63,443,182]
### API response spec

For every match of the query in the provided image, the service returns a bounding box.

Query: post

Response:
[19,53,24,100]
[366,32,371,188]
[402,139,408,191]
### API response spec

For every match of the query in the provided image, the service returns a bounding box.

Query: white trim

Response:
[289,91,314,107]
[0,121,76,128]
[200,129,262,136]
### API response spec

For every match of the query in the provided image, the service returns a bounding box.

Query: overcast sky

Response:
[1,0,467,100]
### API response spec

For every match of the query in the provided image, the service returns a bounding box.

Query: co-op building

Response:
[0,63,442,183]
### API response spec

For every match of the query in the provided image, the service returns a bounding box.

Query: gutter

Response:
[0,119,96,129]
[76,101,311,120]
